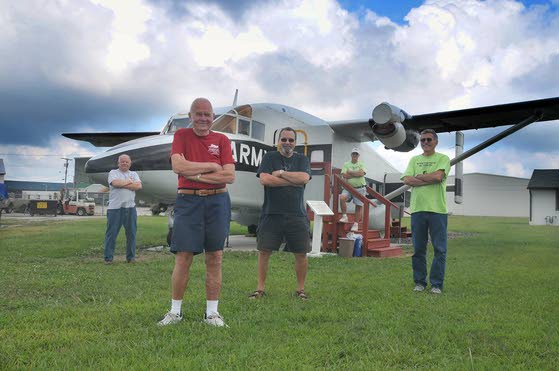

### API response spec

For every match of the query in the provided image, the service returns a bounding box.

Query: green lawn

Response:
[0,216,558,369]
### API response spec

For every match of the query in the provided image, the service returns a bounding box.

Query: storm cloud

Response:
[0,0,558,180]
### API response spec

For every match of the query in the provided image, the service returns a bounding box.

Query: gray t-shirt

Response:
[257,151,311,216]
[107,169,141,209]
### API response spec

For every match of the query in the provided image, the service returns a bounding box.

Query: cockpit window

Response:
[166,118,191,134]
[238,119,250,136]
[252,120,265,141]
[211,105,264,140]
[211,113,237,134]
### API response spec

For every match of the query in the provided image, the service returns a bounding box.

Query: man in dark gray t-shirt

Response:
[249,127,312,301]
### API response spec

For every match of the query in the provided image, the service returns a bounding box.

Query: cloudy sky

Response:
[1,0,558,182]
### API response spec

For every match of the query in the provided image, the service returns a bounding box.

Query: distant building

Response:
[527,169,559,226]
[4,180,65,194]
[445,173,529,217]
[383,172,530,218]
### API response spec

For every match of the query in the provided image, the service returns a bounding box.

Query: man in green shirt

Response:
[401,129,451,294]
[339,148,367,232]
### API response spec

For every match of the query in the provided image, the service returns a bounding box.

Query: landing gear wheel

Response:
[167,228,173,246]
[247,224,257,237]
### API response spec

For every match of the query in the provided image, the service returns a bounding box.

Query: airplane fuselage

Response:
[85,103,400,226]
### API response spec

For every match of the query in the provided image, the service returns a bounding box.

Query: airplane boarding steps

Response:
[306,163,405,257]
[335,215,403,258]
[313,213,404,258]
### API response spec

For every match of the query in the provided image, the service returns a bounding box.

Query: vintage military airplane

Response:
[64,96,559,238]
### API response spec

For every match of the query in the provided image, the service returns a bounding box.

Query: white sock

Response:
[171,299,182,315]
[206,300,219,316]
[343,214,347,218]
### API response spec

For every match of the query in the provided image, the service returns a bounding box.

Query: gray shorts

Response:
[341,186,366,207]
[257,214,311,253]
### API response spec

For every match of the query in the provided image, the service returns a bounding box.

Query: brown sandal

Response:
[249,290,265,299]
[295,290,309,300]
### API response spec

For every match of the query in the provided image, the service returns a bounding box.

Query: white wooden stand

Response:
[306,200,334,258]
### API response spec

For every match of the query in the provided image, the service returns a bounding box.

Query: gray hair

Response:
[420,129,438,140]
[118,154,131,162]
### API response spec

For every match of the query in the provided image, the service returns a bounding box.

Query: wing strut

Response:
[383,112,544,202]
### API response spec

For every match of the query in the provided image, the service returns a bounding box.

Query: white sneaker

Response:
[430,287,442,294]
[204,312,229,328]
[158,311,182,326]
[339,215,348,223]
[351,222,359,232]
[413,284,425,292]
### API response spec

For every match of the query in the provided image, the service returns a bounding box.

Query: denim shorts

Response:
[170,192,231,254]
[257,214,311,253]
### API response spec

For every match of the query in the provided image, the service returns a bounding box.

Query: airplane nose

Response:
[85,155,111,174]
[84,158,93,173]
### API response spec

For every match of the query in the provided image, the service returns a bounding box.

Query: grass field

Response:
[0,215,558,369]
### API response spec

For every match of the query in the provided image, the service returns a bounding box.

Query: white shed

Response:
[445,173,529,217]
[527,169,559,226]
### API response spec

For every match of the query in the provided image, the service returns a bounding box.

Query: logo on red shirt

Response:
[208,144,220,156]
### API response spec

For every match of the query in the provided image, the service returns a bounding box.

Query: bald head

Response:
[190,98,213,114]
[189,98,214,136]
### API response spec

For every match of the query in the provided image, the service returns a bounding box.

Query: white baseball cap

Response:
[351,148,360,155]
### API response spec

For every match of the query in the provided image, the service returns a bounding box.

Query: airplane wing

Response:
[62,132,160,147]
[406,96,559,133]
[329,97,559,141]
[328,120,377,141]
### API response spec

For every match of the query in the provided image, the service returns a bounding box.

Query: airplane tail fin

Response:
[232,89,238,106]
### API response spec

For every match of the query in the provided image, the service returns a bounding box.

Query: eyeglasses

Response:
[280,138,295,143]
[420,138,434,143]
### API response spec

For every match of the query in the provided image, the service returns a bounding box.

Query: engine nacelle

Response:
[372,102,406,124]
[369,102,419,152]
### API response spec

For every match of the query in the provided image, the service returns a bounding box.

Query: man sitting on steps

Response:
[339,148,367,232]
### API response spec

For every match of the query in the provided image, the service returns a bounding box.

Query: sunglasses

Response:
[280,138,295,143]
[420,138,434,143]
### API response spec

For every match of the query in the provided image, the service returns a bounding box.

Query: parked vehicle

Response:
[28,200,58,216]
[150,202,168,215]
[58,189,95,216]
[1,194,29,214]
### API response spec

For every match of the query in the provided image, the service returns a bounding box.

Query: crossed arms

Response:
[259,170,310,187]
[171,153,235,185]
[402,170,445,187]
[110,178,142,191]
[342,168,365,179]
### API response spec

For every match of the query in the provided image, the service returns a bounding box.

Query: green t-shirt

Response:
[341,160,366,188]
[401,152,451,214]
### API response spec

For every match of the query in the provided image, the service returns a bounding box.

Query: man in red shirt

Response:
[158,98,235,327]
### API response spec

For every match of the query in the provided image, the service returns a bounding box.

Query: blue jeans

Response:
[104,207,137,262]
[411,212,448,289]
